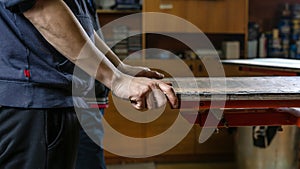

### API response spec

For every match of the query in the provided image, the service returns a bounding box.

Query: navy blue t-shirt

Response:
[0,0,103,108]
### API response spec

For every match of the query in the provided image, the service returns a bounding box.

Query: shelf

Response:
[96,9,141,14]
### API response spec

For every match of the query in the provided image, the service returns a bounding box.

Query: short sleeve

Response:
[1,0,37,13]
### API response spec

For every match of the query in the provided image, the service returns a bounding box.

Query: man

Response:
[0,0,178,169]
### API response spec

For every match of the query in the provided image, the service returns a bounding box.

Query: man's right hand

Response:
[112,74,178,110]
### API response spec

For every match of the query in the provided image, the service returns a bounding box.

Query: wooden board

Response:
[169,76,300,100]
[166,76,300,109]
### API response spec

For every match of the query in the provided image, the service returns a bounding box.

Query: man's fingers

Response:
[130,98,146,110]
[157,82,178,109]
[150,71,164,79]
[136,70,164,79]
[146,84,167,109]
[164,82,173,86]
[123,77,178,111]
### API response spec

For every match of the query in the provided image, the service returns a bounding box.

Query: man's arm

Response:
[23,0,115,87]
[93,31,164,79]
[22,0,178,110]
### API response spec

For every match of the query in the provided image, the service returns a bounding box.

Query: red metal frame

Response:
[89,104,109,109]
[179,99,300,127]
[181,108,300,127]
[179,100,300,109]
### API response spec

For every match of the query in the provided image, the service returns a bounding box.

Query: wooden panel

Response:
[97,10,142,40]
[145,106,196,156]
[103,95,145,158]
[223,65,278,77]
[143,0,248,34]
[194,127,234,155]
[104,94,234,163]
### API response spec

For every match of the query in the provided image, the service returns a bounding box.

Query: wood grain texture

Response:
[143,0,248,34]
[166,76,300,101]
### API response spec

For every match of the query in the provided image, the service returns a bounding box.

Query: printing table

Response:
[168,76,300,127]
[218,59,300,169]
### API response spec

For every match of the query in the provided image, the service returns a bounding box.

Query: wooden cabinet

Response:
[97,0,246,164]
[143,0,248,34]
[143,0,248,58]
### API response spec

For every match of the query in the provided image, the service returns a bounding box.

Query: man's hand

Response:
[112,74,178,110]
[118,63,164,79]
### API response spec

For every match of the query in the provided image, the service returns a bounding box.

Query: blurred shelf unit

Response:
[97,9,143,60]
[97,0,249,61]
[249,0,300,59]
[97,9,141,26]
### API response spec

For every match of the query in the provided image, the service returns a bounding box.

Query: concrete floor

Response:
[107,162,235,169]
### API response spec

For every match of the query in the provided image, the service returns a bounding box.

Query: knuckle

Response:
[165,85,173,93]
[137,85,150,97]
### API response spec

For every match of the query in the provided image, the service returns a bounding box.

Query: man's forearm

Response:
[93,31,165,79]
[23,0,120,88]
[93,30,123,68]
